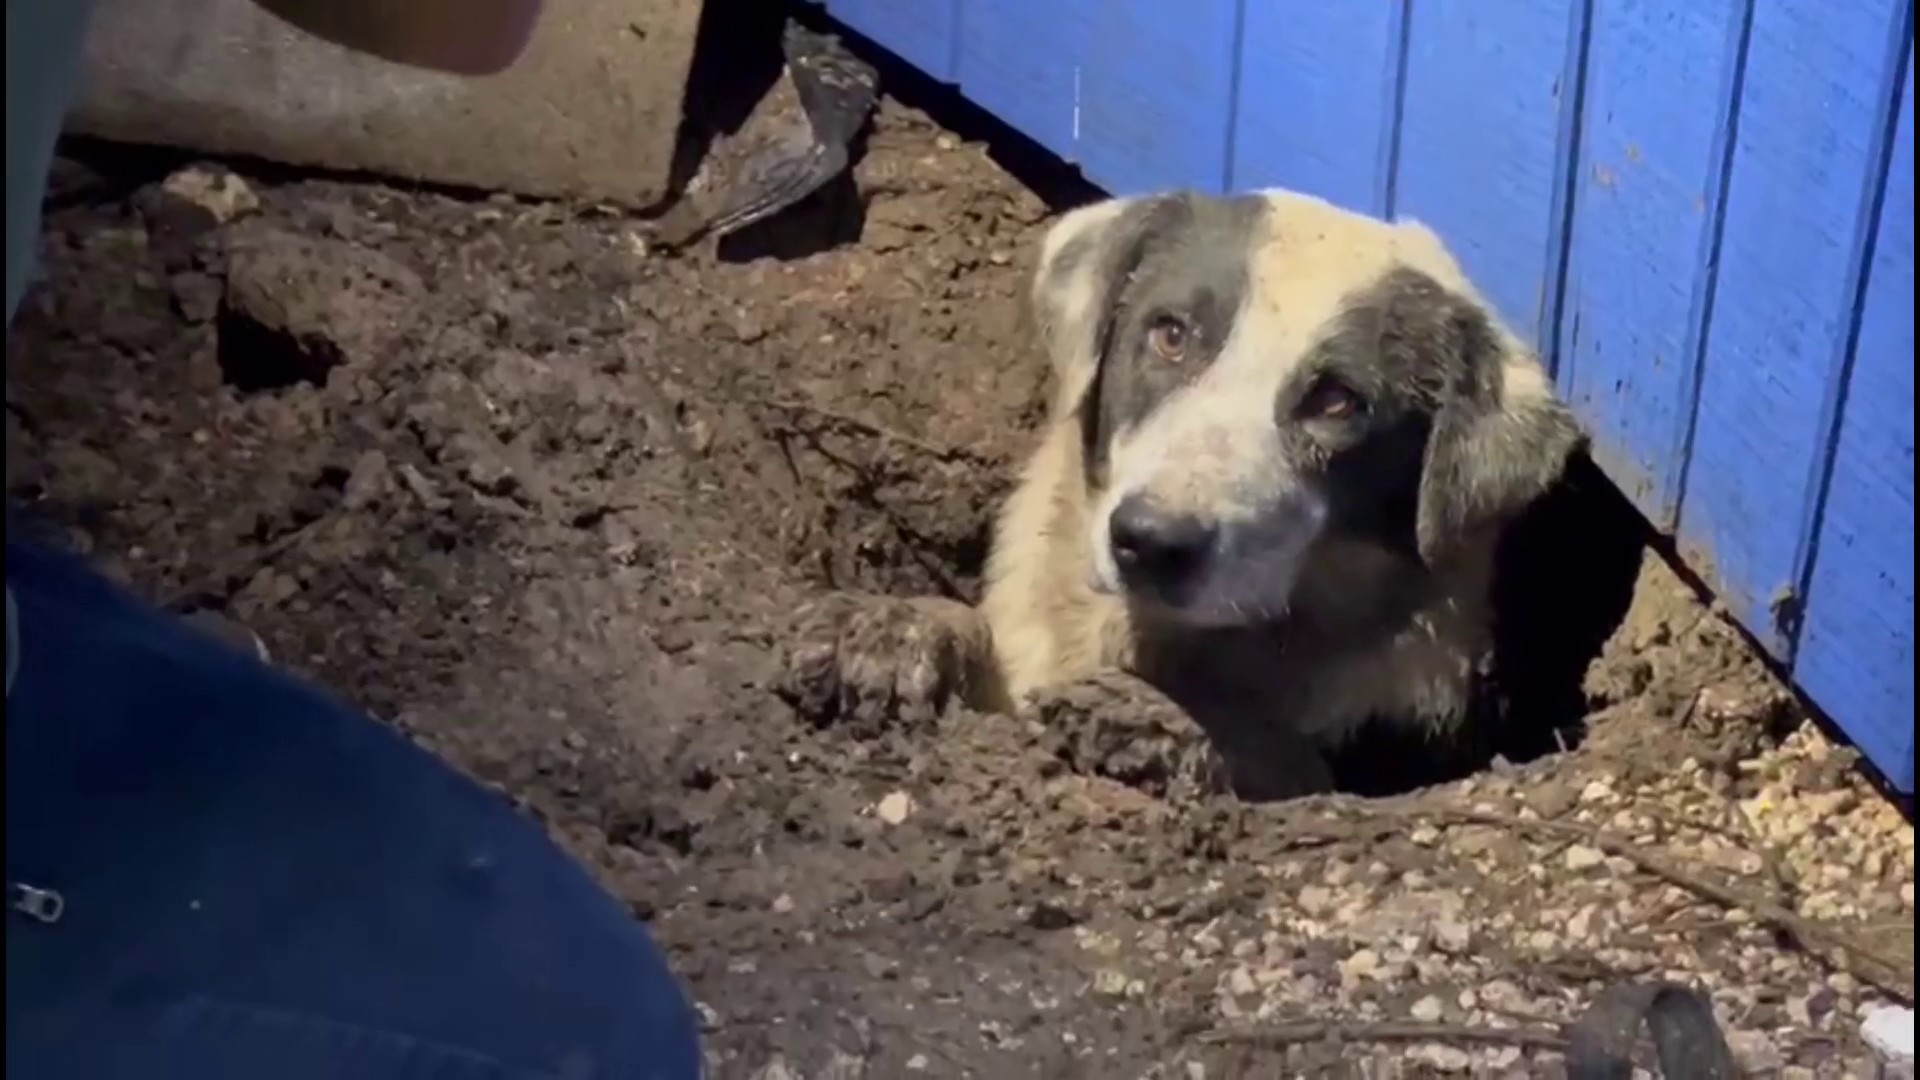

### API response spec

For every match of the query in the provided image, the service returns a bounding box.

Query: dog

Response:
[783,188,1583,799]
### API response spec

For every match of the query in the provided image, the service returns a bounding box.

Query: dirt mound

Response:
[8,97,1911,1077]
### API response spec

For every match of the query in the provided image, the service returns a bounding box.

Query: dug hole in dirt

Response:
[6,12,1914,1078]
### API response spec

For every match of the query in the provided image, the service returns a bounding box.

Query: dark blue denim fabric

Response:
[5,535,703,1079]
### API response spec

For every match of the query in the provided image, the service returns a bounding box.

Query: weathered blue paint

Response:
[815,0,1919,792]
[955,0,1086,162]
[1680,0,1908,660]
[1227,0,1405,217]
[1074,0,1242,196]
[1391,1,1588,353]
[1554,0,1751,530]
[825,0,960,83]
[1793,46,1915,794]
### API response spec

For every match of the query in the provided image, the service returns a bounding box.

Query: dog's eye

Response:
[1145,315,1191,362]
[1301,379,1365,421]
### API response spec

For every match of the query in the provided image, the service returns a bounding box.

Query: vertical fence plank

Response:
[1677,0,1907,657]
[1229,1,1404,215]
[826,0,960,83]
[1794,56,1915,793]
[1555,0,1749,528]
[1392,2,1587,352]
[1076,0,1242,196]
[955,0,1085,161]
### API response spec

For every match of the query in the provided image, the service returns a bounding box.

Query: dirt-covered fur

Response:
[787,189,1582,798]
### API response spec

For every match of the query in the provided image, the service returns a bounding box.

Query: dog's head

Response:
[1031,189,1582,628]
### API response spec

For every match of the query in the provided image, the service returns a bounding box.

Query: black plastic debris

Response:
[1565,981,1740,1079]
[651,20,879,251]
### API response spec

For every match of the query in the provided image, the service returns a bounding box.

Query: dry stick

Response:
[754,397,982,464]
[1426,807,1916,1004]
[769,416,972,602]
[1201,1019,1568,1053]
[161,515,324,611]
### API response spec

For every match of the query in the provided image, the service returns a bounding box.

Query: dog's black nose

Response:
[1109,496,1215,590]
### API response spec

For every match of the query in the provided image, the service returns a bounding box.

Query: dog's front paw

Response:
[1031,670,1223,800]
[779,592,991,729]
[1033,669,1336,803]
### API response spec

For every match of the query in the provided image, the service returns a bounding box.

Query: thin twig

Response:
[754,397,982,463]
[1201,1019,1568,1052]
[1425,806,1915,1004]
[161,516,324,611]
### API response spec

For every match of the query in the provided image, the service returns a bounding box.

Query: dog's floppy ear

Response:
[1029,196,1159,415]
[1407,279,1584,564]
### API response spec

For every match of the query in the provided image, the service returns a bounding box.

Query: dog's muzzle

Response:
[1099,486,1328,624]
[1108,494,1216,599]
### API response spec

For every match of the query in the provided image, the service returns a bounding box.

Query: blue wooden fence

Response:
[819,0,1916,793]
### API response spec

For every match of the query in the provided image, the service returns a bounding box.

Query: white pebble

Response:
[1408,1043,1473,1072]
[1341,948,1382,981]
[1564,844,1607,871]
[876,790,915,825]
[1863,1005,1915,1071]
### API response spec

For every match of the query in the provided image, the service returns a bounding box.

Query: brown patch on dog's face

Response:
[1030,189,1581,626]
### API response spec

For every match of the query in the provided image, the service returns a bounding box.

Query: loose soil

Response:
[8,87,1913,1078]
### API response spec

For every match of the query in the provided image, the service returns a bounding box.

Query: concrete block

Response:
[68,0,703,207]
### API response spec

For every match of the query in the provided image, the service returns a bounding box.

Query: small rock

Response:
[876,790,915,826]
[755,1056,798,1080]
[1092,968,1131,998]
[1298,884,1333,915]
[1564,845,1607,871]
[1340,948,1382,984]
[1434,919,1472,955]
[1863,1005,1915,1076]
[162,165,260,223]
[1408,1043,1473,1073]
[1410,824,1440,846]
[905,1054,930,1071]
[1410,994,1445,1022]
[771,893,795,914]
[1480,980,1524,1010]
[1566,906,1595,941]
[820,1050,866,1080]
[1226,967,1257,996]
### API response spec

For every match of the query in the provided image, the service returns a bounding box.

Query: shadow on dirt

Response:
[1326,453,1650,796]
